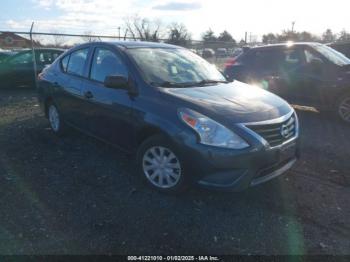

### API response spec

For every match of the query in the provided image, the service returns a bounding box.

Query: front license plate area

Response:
[280,142,296,162]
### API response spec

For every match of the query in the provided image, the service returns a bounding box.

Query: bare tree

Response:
[166,23,191,47]
[262,33,277,44]
[338,29,350,42]
[81,31,101,43]
[50,30,66,47]
[322,29,337,43]
[124,15,164,41]
[201,28,217,43]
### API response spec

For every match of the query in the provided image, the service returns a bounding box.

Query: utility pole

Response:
[245,32,247,44]
[29,22,38,90]
[124,29,128,41]
[118,27,121,40]
[291,21,295,33]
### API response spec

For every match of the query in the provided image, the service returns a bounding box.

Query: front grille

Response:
[246,114,297,147]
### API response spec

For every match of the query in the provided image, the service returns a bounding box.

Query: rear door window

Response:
[280,48,303,70]
[52,52,60,61]
[251,48,303,72]
[37,51,56,64]
[67,48,89,77]
[252,49,282,71]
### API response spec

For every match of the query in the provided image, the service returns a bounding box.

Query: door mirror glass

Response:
[104,75,128,89]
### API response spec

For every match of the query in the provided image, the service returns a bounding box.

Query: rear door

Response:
[79,46,135,150]
[224,51,254,82]
[244,48,291,98]
[239,47,305,102]
[54,47,91,128]
[272,47,305,102]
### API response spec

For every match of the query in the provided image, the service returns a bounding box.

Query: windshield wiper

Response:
[150,81,189,88]
[196,79,229,86]
[151,79,229,88]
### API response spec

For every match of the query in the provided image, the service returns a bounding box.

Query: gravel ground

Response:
[0,89,349,255]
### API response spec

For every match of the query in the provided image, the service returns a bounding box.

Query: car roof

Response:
[329,41,350,47]
[14,48,65,53]
[249,42,322,51]
[74,41,181,50]
[115,41,180,49]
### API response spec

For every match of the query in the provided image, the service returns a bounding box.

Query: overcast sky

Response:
[1,0,349,41]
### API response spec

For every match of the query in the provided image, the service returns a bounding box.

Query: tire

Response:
[336,93,350,124]
[136,134,188,193]
[47,102,67,135]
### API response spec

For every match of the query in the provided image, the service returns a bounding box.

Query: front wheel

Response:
[136,135,188,193]
[336,94,350,124]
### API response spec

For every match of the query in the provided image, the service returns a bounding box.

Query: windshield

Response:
[127,47,226,87]
[313,44,350,66]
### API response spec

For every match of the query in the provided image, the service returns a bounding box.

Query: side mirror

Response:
[104,75,128,89]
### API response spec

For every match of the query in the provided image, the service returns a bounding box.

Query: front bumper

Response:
[197,153,298,191]
[195,141,299,191]
[173,113,300,191]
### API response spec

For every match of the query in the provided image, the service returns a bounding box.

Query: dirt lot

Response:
[0,89,349,255]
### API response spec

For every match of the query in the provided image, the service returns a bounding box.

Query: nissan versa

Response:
[37,41,300,193]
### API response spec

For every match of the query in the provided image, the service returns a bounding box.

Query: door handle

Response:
[84,91,93,99]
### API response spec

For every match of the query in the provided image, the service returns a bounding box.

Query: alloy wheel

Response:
[142,146,181,189]
[338,96,350,123]
[48,105,60,132]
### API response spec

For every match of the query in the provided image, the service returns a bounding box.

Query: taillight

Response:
[224,58,236,68]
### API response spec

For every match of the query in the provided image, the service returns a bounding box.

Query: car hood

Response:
[161,80,292,123]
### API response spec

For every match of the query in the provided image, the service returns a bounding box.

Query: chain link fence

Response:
[0,27,258,89]
[0,29,248,64]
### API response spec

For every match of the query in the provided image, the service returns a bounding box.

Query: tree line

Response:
[262,29,350,44]
[47,15,350,48]
[122,16,350,45]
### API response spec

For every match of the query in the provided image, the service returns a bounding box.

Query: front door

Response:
[291,46,334,107]
[80,46,135,151]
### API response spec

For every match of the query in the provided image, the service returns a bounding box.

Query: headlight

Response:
[178,108,249,149]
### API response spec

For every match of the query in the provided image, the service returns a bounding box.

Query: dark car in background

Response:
[224,43,350,123]
[0,48,64,88]
[0,50,17,63]
[329,41,350,58]
[216,48,228,57]
[38,41,299,193]
[202,48,215,58]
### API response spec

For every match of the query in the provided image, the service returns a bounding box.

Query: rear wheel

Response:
[336,94,350,124]
[136,134,188,193]
[47,102,67,135]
